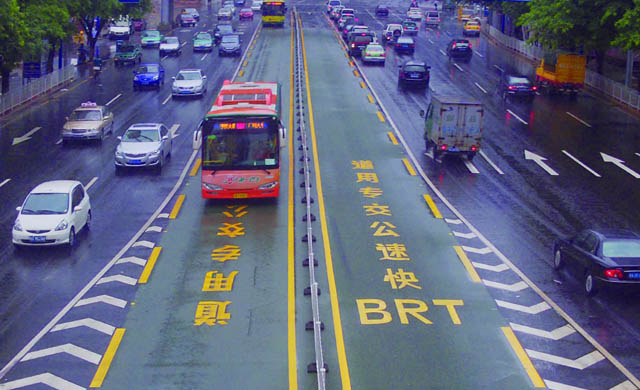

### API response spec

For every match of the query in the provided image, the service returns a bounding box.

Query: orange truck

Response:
[534,53,586,95]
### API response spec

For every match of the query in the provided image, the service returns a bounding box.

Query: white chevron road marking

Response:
[445,218,462,224]
[472,262,509,272]
[610,380,638,390]
[75,295,127,308]
[145,226,163,233]
[116,256,147,266]
[97,275,138,286]
[132,240,155,248]
[51,318,115,335]
[526,349,605,370]
[0,373,84,390]
[510,322,576,340]
[453,231,476,239]
[495,299,551,314]
[157,213,170,218]
[21,344,101,364]
[461,245,492,254]
[543,379,586,390]
[483,280,529,291]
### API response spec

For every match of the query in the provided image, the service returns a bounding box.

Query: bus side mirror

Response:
[419,109,425,118]
[193,128,202,151]
[279,124,287,148]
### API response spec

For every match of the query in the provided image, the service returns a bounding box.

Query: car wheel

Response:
[584,271,598,296]
[68,227,76,248]
[553,249,564,270]
[85,210,92,231]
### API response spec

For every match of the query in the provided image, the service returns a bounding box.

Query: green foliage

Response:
[613,0,640,49]
[0,0,28,70]
[22,0,72,59]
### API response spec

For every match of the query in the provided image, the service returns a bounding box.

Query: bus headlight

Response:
[203,183,223,191]
[258,181,278,190]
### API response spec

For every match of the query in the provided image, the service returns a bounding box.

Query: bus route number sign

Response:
[215,122,267,130]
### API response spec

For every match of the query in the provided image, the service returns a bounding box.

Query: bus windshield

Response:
[262,2,286,16]
[202,118,279,170]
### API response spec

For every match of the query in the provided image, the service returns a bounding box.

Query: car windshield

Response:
[241,8,251,12]
[186,8,197,13]
[602,240,640,258]
[123,129,160,142]
[138,65,159,73]
[177,71,202,80]
[70,109,102,121]
[219,25,234,33]
[219,8,231,13]
[367,45,384,52]
[21,193,69,215]
[114,20,129,27]
[398,38,413,43]
[118,45,136,53]
[427,12,439,17]
[353,36,373,43]
[203,128,278,169]
[163,37,178,44]
[196,33,211,40]
[405,65,425,72]
[509,77,531,85]
[404,22,417,27]
[143,31,160,38]
[222,35,239,43]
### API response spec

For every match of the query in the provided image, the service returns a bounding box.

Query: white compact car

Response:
[108,18,132,40]
[172,69,207,97]
[115,123,173,173]
[159,36,182,56]
[12,180,91,249]
[251,0,263,12]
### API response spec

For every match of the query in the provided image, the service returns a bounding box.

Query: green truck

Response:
[114,41,142,66]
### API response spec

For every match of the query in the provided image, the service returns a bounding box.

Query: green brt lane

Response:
[299,23,540,389]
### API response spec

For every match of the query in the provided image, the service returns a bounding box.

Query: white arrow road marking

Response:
[12,127,41,146]
[510,322,576,340]
[472,262,509,272]
[474,82,487,93]
[479,150,504,174]
[21,344,101,364]
[0,373,84,390]
[463,159,479,173]
[51,318,115,335]
[84,177,98,190]
[495,299,551,314]
[75,294,127,308]
[162,94,172,105]
[97,275,138,286]
[445,218,462,224]
[543,379,586,390]
[483,280,528,291]
[201,53,208,61]
[157,213,170,219]
[132,240,155,249]
[562,150,601,177]
[439,49,446,56]
[526,349,604,370]
[525,150,559,175]
[145,226,163,233]
[610,380,638,390]
[169,123,180,139]
[461,245,492,254]
[453,231,476,239]
[601,152,640,178]
[506,109,528,125]
[105,93,122,106]
[0,179,10,188]
[453,63,464,72]
[566,111,592,128]
[116,256,147,266]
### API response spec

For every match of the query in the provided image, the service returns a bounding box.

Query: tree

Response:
[0,0,28,93]
[612,0,640,50]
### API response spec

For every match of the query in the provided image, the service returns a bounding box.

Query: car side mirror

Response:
[73,205,83,213]
[419,109,425,118]
[117,136,122,140]
[65,116,69,121]
[104,116,109,120]
[162,135,169,141]
[203,75,207,80]
[16,206,22,212]
[172,76,176,81]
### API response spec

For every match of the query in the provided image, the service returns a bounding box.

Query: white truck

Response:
[420,93,484,160]
[108,17,132,40]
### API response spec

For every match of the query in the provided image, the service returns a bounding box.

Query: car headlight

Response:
[134,75,139,81]
[149,150,161,157]
[203,183,223,191]
[55,219,69,231]
[13,220,22,231]
[152,75,159,80]
[258,181,278,190]
[115,149,124,158]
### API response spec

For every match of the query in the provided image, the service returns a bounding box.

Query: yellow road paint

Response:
[453,246,481,283]
[353,70,360,77]
[376,111,385,122]
[423,194,442,219]
[360,81,366,89]
[189,158,201,177]
[243,61,248,67]
[138,247,162,284]
[344,52,349,58]
[238,69,244,77]
[288,19,298,390]
[402,158,417,176]
[300,21,352,389]
[387,132,398,145]
[349,60,354,67]
[247,52,252,57]
[366,94,374,104]
[251,45,255,49]
[502,327,546,387]
[90,328,125,388]
[169,194,186,219]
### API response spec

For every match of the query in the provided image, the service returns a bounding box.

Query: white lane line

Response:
[55,138,63,145]
[611,380,638,390]
[495,299,551,314]
[21,344,101,364]
[181,42,187,47]
[463,159,478,173]
[525,150,559,176]
[544,379,587,390]
[157,212,170,219]
[510,322,576,340]
[474,82,487,93]
[169,123,180,138]
[494,64,504,72]
[526,349,605,370]
[105,93,122,106]
[439,49,446,56]
[475,51,484,58]
[51,318,115,335]
[445,218,462,224]
[453,63,464,72]
[161,55,168,61]
[479,150,504,175]
[428,39,434,44]
[0,179,10,188]
[601,152,640,178]
[506,109,528,125]
[635,152,640,158]
[85,176,98,190]
[201,53,208,61]
[562,150,601,177]
[0,373,84,390]
[566,111,592,127]
[162,94,172,105]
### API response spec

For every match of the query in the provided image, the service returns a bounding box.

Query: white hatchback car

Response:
[12,180,91,249]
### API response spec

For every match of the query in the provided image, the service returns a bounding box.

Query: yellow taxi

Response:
[463,20,481,37]
[61,101,114,144]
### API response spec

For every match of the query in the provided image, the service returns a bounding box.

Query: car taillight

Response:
[469,43,472,48]
[411,44,415,47]
[508,85,516,90]
[470,145,477,152]
[440,144,447,151]
[452,44,456,49]
[438,18,441,21]
[381,53,386,57]
[351,43,355,48]
[396,43,400,47]
[604,269,624,279]
[399,72,405,78]
[404,27,407,30]
[532,86,538,91]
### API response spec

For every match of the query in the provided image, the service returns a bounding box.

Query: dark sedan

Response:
[499,74,537,100]
[553,229,640,296]
[375,4,390,16]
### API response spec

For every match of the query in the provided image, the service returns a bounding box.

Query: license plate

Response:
[128,159,142,164]
[180,91,191,94]
[30,236,46,242]
[233,193,248,198]
[628,272,640,280]
[410,74,420,78]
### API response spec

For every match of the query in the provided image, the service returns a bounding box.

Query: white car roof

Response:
[32,180,81,194]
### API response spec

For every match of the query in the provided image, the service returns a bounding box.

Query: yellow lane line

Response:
[138,247,162,284]
[189,158,201,177]
[288,17,298,390]
[243,61,248,67]
[353,70,360,77]
[402,158,417,176]
[453,245,481,283]
[168,194,186,219]
[376,110,385,122]
[300,19,352,389]
[349,60,354,67]
[502,327,546,388]
[387,132,398,145]
[247,52,252,57]
[90,328,125,388]
[344,52,349,58]
[238,69,245,77]
[251,45,255,49]
[423,194,442,218]
[366,94,374,104]
[360,81,366,89]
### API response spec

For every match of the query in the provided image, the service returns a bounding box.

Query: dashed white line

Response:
[475,51,484,58]
[161,55,168,61]
[453,63,464,72]
[479,150,504,174]
[201,53,209,61]
[439,49,446,56]
[428,39,434,44]
[506,109,528,125]
[566,111,592,127]
[181,42,187,47]
[55,139,63,145]
[162,94,172,105]
[105,93,122,106]
[635,152,640,158]
[474,82,487,93]
[493,64,504,73]
[0,179,10,188]
[463,159,478,173]
[561,150,601,177]
[84,177,98,190]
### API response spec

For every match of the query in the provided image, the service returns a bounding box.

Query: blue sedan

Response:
[133,63,165,90]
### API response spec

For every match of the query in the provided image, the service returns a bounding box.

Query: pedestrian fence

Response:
[0,65,76,116]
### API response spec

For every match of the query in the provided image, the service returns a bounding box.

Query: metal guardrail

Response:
[0,65,76,116]
[484,24,640,111]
